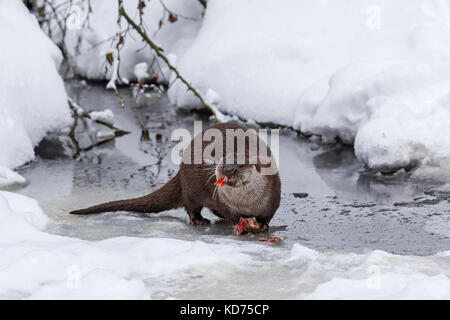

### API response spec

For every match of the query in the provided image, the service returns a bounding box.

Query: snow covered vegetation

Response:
[0,0,70,184]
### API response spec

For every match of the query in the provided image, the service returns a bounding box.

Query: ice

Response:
[0,1,70,170]
[0,190,449,299]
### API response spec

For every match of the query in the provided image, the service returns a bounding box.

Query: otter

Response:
[70,122,281,229]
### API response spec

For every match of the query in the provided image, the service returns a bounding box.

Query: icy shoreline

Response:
[1,190,449,299]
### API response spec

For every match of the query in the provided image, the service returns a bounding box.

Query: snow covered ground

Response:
[0,190,449,299]
[0,1,70,185]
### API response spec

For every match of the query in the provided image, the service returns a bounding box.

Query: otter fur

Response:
[70,122,281,228]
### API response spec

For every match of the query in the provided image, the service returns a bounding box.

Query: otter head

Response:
[213,155,276,216]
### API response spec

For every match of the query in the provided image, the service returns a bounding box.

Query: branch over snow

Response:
[117,0,220,121]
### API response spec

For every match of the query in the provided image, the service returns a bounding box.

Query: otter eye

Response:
[238,164,246,168]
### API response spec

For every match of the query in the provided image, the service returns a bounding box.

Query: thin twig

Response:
[117,0,219,121]
[67,98,130,158]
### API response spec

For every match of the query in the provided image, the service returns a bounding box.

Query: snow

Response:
[0,191,250,299]
[0,191,449,299]
[0,166,26,188]
[0,1,70,170]
[306,273,450,300]
[89,109,115,123]
[53,0,204,82]
[1,0,448,300]
[134,62,150,81]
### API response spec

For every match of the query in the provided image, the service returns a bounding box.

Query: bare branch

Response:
[117,0,219,121]
[68,98,130,158]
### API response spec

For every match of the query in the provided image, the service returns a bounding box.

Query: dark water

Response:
[15,81,450,255]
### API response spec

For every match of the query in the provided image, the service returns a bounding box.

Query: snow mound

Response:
[1,191,449,299]
[89,109,114,123]
[0,1,70,170]
[0,191,49,242]
[0,191,250,299]
[286,247,450,300]
[307,273,450,300]
[0,166,26,188]
[167,0,450,178]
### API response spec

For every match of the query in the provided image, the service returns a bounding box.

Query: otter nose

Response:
[223,165,236,178]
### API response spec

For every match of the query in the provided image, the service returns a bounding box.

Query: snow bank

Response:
[167,0,450,177]
[0,166,26,188]
[1,191,449,299]
[307,273,450,299]
[283,244,450,300]
[0,1,70,170]
[0,191,251,299]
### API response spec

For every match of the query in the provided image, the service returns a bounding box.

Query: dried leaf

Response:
[151,73,159,83]
[106,53,114,65]
[138,1,146,11]
[168,13,178,23]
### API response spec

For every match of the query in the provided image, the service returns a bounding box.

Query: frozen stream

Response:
[10,81,450,299]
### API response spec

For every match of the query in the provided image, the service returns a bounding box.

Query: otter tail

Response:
[70,173,182,215]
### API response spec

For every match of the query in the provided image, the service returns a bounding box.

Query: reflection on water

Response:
[14,80,450,255]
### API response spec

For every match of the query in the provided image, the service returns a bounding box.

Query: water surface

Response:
[16,81,450,255]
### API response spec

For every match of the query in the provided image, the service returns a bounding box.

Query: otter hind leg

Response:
[187,206,210,226]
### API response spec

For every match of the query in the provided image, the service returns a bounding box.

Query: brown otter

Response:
[70,122,281,229]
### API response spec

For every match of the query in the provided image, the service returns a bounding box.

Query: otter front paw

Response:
[190,217,211,226]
